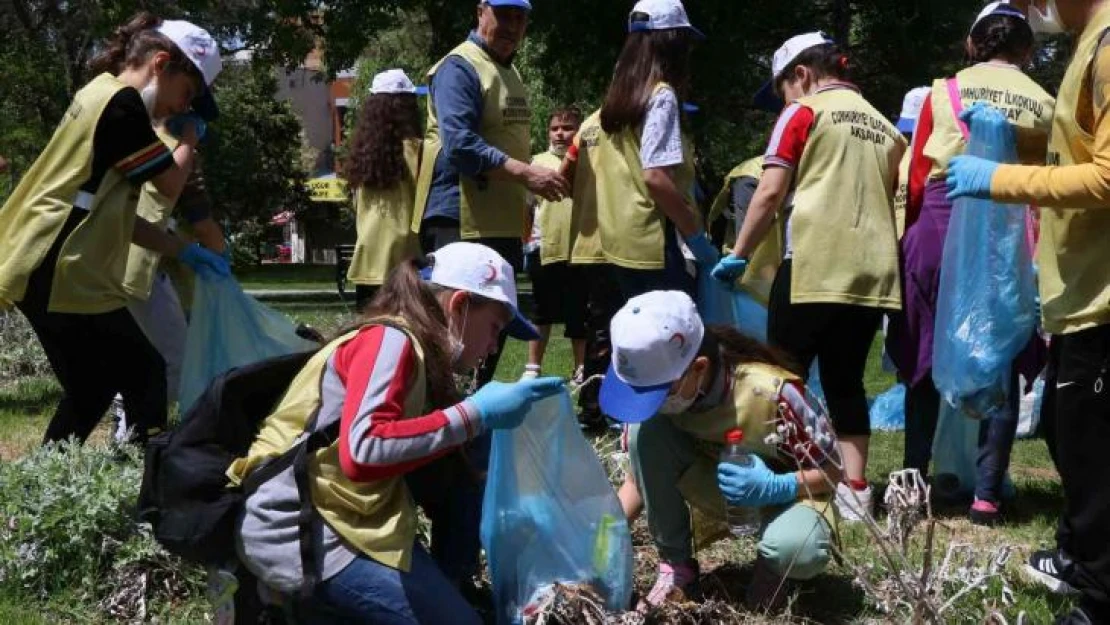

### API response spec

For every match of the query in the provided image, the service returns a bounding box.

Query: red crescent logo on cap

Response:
[483,264,497,283]
[670,333,686,349]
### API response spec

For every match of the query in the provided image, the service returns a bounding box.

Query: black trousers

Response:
[903,377,941,474]
[419,217,523,387]
[578,265,623,418]
[767,259,883,437]
[16,210,167,445]
[1052,324,1110,611]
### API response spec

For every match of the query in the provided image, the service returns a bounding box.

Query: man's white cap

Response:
[896,86,931,134]
[972,2,1026,34]
[426,242,539,341]
[369,69,428,96]
[629,0,705,39]
[157,20,222,120]
[600,291,705,423]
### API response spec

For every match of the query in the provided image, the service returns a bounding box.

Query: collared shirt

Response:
[423,31,514,222]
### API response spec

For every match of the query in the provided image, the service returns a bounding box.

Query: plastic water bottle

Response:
[721,429,761,537]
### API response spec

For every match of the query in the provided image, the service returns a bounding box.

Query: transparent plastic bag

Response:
[932,107,1037,420]
[869,384,906,431]
[480,391,633,624]
[178,279,317,414]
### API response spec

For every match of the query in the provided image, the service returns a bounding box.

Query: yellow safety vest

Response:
[790,87,904,309]
[893,150,911,238]
[569,111,606,265]
[411,40,532,239]
[1037,7,1110,334]
[531,150,573,265]
[123,128,178,301]
[348,138,422,286]
[0,73,143,313]
[228,318,429,572]
[668,361,835,534]
[708,156,784,304]
[924,63,1055,179]
[594,84,695,270]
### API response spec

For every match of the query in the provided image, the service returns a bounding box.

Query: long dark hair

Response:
[343,93,421,190]
[968,14,1034,64]
[700,325,803,378]
[87,12,202,83]
[600,28,694,134]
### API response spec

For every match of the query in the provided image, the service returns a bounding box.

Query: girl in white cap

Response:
[343,69,425,312]
[0,12,228,446]
[713,33,905,522]
[230,242,564,623]
[601,290,839,611]
[888,2,1052,527]
[594,0,717,301]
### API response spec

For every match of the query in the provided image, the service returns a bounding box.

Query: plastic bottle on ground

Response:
[721,429,761,537]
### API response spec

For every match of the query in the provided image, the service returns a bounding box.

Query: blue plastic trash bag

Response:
[869,384,905,431]
[178,279,317,414]
[481,391,633,624]
[932,106,1037,420]
[696,268,735,326]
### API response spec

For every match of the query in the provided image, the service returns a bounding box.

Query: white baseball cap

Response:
[369,69,429,96]
[157,20,223,120]
[972,2,1027,34]
[628,0,705,39]
[896,86,930,134]
[753,31,835,113]
[600,291,705,423]
[425,242,539,341]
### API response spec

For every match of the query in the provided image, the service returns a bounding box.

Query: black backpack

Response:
[137,349,337,594]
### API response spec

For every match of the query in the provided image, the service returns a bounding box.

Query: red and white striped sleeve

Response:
[333,325,481,482]
[763,103,815,170]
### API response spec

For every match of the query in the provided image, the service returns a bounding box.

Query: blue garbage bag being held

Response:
[869,384,906,431]
[178,279,318,414]
[480,391,633,624]
[932,105,1037,420]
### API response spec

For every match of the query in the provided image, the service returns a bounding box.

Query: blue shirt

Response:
[422,32,513,223]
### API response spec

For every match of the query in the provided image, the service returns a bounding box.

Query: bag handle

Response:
[946,78,970,141]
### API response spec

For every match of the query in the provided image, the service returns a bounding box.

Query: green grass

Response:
[0,301,1069,623]
[236,263,336,291]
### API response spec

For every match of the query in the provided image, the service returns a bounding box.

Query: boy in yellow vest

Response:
[947,2,1110,620]
[713,32,905,523]
[411,0,568,387]
[523,107,588,381]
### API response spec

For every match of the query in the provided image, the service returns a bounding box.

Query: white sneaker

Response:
[521,364,541,380]
[570,365,586,388]
[835,482,873,523]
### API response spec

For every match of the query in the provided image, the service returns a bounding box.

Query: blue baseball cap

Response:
[485,0,532,10]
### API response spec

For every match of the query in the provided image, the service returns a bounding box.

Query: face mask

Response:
[1029,0,1064,34]
[657,370,703,415]
[140,77,160,120]
[448,298,471,372]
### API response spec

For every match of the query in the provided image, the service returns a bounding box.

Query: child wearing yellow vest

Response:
[230,242,563,622]
[0,13,228,445]
[523,107,588,381]
[888,3,1053,527]
[601,291,839,611]
[342,69,424,312]
[713,33,905,523]
[946,2,1110,620]
[595,0,715,302]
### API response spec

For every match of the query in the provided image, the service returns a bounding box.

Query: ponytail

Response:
[968,14,1034,65]
[699,324,803,378]
[87,11,198,82]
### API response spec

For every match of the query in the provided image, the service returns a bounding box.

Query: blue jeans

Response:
[290,546,482,624]
[974,373,1020,504]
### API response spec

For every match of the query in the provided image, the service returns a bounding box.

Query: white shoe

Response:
[521,364,541,380]
[835,482,873,523]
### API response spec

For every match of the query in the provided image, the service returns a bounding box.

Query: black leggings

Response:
[768,259,882,437]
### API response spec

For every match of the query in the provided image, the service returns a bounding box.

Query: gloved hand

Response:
[945,155,999,201]
[684,231,719,266]
[468,377,565,430]
[717,455,798,507]
[178,242,231,280]
[166,113,207,143]
[710,255,749,286]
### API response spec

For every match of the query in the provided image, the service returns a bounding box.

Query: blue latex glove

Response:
[710,255,749,286]
[165,114,207,143]
[178,242,231,280]
[959,102,1008,137]
[469,377,565,430]
[684,231,719,266]
[717,455,798,507]
[945,155,999,201]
